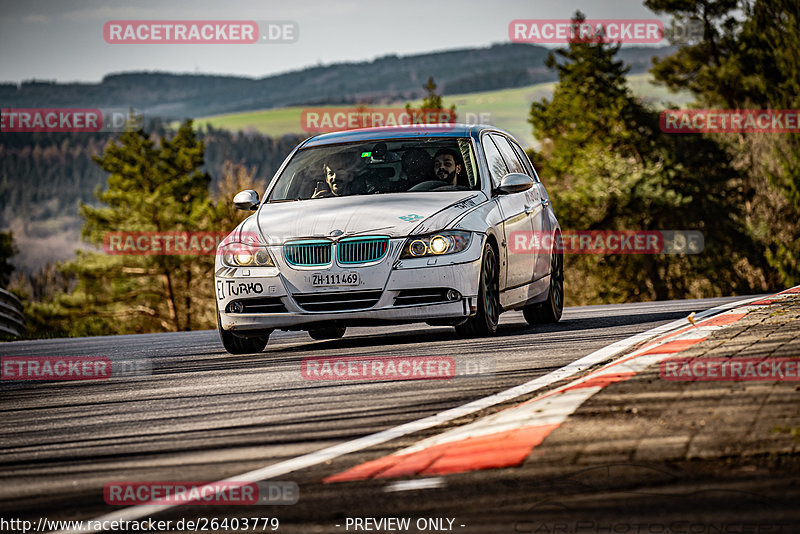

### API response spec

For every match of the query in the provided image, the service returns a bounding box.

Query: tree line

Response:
[0,124,303,227]
[0,44,669,119]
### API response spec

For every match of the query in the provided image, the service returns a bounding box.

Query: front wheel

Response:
[455,243,500,337]
[217,308,271,354]
[523,248,564,325]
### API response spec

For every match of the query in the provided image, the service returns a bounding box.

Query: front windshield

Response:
[267,137,479,202]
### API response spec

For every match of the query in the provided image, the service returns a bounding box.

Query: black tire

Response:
[308,326,346,340]
[455,243,500,337]
[217,307,271,354]
[523,248,564,325]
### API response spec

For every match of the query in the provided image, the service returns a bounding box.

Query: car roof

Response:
[301,124,506,148]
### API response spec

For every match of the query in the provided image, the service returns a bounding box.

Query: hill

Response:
[0,43,674,119]
[196,73,694,148]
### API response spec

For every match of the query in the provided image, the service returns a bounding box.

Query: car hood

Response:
[240,192,483,243]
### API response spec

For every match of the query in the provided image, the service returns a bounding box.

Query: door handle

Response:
[524,204,534,214]
[541,199,550,207]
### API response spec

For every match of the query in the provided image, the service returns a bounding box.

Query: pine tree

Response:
[646,0,800,286]
[529,11,760,303]
[58,121,216,334]
[405,76,456,122]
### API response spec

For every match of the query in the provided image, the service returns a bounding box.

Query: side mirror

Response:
[496,173,534,194]
[233,189,260,211]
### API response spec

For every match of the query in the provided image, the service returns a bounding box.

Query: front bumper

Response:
[215,237,483,332]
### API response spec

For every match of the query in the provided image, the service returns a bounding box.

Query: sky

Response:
[0,0,671,84]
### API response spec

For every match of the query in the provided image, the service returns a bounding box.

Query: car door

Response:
[481,133,535,290]
[501,135,552,280]
[511,139,558,276]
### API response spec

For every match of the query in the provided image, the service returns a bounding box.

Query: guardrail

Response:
[0,288,26,338]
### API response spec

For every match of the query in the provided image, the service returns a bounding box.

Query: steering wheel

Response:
[408,180,448,192]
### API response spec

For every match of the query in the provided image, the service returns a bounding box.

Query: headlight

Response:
[219,243,274,267]
[401,231,471,258]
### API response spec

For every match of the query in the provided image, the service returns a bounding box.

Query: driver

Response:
[313,152,359,198]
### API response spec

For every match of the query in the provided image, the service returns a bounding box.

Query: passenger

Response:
[433,148,465,187]
[400,148,434,189]
[312,152,359,198]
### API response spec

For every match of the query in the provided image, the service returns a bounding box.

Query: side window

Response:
[491,134,526,175]
[458,138,480,190]
[481,135,509,188]
[510,140,540,182]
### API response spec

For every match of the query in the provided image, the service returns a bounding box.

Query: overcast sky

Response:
[0,0,670,84]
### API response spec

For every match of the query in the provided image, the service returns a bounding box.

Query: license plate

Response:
[311,272,359,287]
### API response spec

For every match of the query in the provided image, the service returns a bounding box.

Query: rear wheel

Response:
[217,307,271,354]
[308,326,347,340]
[523,248,564,325]
[455,243,499,337]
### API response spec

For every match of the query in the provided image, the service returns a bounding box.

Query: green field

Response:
[195,74,693,148]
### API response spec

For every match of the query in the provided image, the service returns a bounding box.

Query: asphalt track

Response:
[2,295,792,533]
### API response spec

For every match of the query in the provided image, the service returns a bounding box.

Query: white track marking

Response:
[386,307,761,457]
[55,295,764,533]
[384,478,445,492]
[397,386,600,455]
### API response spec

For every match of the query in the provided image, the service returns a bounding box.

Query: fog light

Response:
[446,289,461,301]
[226,301,245,313]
